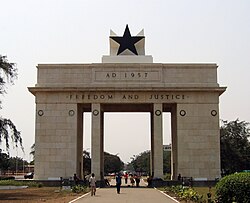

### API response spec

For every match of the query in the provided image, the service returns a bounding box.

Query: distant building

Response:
[163,144,171,152]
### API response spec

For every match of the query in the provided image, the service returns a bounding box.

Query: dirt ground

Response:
[0,187,88,203]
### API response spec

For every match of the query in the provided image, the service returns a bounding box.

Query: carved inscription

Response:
[105,72,148,79]
[68,93,187,101]
[94,70,161,82]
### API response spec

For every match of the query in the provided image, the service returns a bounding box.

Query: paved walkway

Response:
[70,178,178,203]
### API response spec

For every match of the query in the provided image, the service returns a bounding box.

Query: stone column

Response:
[100,111,104,182]
[171,105,178,180]
[77,105,83,179]
[151,103,163,178]
[91,103,102,181]
[176,103,221,180]
[34,102,78,180]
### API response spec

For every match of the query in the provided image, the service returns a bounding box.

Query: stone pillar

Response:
[151,103,163,178]
[176,103,221,180]
[76,105,83,179]
[100,111,104,182]
[34,102,78,180]
[91,103,102,181]
[171,105,178,180]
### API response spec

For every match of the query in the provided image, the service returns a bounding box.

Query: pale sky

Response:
[1,0,250,163]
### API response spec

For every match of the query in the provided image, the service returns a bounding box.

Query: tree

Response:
[220,119,250,175]
[0,149,28,174]
[163,151,171,174]
[8,156,28,172]
[0,55,22,150]
[29,143,35,165]
[83,151,124,176]
[83,150,91,177]
[128,151,150,174]
[0,149,10,173]
[30,143,35,157]
[104,152,124,174]
[127,150,171,175]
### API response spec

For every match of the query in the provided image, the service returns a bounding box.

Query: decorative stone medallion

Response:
[93,109,99,116]
[211,110,217,116]
[155,110,162,116]
[69,110,75,116]
[180,110,186,116]
[38,110,44,116]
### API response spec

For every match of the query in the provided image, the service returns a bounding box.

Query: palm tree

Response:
[0,55,22,150]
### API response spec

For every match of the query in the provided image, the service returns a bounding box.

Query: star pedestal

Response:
[102,55,153,63]
[102,25,153,63]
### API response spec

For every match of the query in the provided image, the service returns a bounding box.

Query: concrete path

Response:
[71,178,178,203]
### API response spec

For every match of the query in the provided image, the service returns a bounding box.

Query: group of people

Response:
[74,173,96,196]
[73,172,142,196]
[124,173,141,187]
[115,173,141,194]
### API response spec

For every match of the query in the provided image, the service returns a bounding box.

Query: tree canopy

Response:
[127,150,171,175]
[127,150,150,174]
[0,149,28,173]
[104,152,124,174]
[83,150,91,176]
[0,55,22,151]
[220,119,250,175]
[0,55,17,95]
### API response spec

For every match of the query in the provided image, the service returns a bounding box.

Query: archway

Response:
[29,26,225,181]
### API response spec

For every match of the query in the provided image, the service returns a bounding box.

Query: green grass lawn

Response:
[0,180,41,187]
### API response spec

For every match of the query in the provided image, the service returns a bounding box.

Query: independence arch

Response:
[29,26,226,183]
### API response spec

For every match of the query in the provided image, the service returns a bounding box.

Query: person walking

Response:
[115,173,122,194]
[124,172,128,184]
[135,175,140,187]
[89,173,96,196]
[130,175,135,187]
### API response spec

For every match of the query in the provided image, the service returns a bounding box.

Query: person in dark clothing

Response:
[115,173,122,194]
[104,178,110,186]
[130,175,135,187]
[147,176,152,187]
[178,174,182,181]
[135,175,140,187]
[73,173,80,185]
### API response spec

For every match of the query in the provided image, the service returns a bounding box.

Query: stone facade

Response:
[29,63,226,181]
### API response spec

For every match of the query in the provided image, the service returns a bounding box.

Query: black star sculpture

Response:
[110,25,145,55]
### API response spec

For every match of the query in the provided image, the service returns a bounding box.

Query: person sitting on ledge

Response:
[105,178,110,186]
[178,173,182,181]
[147,176,152,187]
[73,173,80,185]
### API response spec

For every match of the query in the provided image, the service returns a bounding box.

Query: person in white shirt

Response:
[89,173,96,196]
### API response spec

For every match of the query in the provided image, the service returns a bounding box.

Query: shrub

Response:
[165,185,204,202]
[71,185,88,193]
[215,172,250,203]
[0,176,15,180]
[164,173,171,180]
